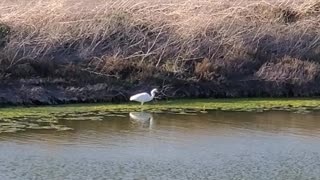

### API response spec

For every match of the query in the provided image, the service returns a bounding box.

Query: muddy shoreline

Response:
[1,78,319,106]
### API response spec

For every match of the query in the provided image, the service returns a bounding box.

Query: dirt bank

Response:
[1,77,320,105]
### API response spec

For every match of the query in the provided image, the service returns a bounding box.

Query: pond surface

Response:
[1,111,320,180]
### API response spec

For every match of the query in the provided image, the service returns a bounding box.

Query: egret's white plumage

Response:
[130,88,158,105]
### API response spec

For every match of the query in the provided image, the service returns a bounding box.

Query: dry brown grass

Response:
[0,0,319,89]
[256,56,320,84]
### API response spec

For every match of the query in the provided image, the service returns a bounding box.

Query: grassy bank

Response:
[1,98,320,133]
[1,98,320,118]
[0,0,320,102]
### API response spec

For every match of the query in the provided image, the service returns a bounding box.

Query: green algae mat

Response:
[1,98,320,133]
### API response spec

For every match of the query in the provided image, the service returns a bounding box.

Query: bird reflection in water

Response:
[129,112,154,129]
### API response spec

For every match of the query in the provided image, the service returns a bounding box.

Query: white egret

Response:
[129,88,158,105]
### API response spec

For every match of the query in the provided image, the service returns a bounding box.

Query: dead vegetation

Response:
[256,56,320,84]
[0,0,320,98]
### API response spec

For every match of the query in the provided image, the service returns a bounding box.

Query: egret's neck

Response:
[151,91,156,98]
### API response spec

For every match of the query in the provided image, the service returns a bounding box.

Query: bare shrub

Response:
[194,58,218,81]
[256,56,320,85]
[87,55,158,81]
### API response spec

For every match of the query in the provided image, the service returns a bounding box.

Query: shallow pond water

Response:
[1,111,320,180]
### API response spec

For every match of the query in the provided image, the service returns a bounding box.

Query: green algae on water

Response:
[1,98,320,134]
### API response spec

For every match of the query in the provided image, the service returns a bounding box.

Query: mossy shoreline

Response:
[1,98,320,118]
[1,98,320,133]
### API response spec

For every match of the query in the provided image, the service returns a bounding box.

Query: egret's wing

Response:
[130,92,149,101]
